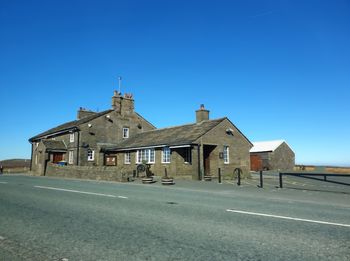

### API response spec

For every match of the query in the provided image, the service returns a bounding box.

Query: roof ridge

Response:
[29,109,113,141]
[137,117,227,134]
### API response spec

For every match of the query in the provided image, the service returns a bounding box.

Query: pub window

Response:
[136,148,155,164]
[123,128,129,139]
[223,146,229,164]
[87,149,95,161]
[124,152,131,164]
[162,147,171,163]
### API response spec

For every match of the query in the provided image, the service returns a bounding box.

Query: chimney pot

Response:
[196,104,209,123]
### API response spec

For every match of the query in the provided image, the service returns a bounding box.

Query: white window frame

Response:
[149,149,155,163]
[223,146,229,164]
[162,147,171,163]
[124,152,131,164]
[87,149,95,161]
[123,127,129,139]
[68,150,74,164]
[136,148,155,164]
[69,133,75,143]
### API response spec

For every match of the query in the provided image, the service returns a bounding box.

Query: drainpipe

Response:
[197,144,201,180]
[30,142,33,171]
[76,130,80,166]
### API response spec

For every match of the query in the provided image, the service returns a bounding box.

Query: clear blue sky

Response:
[1,0,349,166]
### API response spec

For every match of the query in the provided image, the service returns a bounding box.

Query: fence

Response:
[279,172,350,188]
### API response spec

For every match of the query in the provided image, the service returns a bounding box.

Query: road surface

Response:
[0,175,349,260]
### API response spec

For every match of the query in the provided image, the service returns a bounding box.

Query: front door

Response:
[250,155,263,171]
[52,153,64,163]
[203,145,216,176]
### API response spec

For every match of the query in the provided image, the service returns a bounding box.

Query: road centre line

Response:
[0,181,8,184]
[226,209,350,228]
[118,196,128,199]
[34,185,119,198]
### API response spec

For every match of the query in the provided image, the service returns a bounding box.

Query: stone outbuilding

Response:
[250,140,295,171]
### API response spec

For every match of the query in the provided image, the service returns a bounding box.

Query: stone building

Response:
[29,92,252,179]
[250,140,295,171]
[29,91,155,176]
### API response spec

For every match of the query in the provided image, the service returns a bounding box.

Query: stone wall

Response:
[112,148,197,180]
[197,118,252,178]
[270,142,295,171]
[45,163,125,182]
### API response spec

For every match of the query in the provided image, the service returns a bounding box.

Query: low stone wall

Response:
[2,167,30,174]
[45,164,125,182]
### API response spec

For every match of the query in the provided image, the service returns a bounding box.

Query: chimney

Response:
[111,91,134,115]
[196,104,209,123]
[77,107,97,119]
[112,90,122,112]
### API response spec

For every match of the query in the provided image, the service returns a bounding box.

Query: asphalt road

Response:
[0,174,349,260]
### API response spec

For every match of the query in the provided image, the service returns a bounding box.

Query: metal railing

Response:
[279,172,350,188]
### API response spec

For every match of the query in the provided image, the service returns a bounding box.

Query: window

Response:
[87,149,95,161]
[136,148,155,164]
[162,147,171,163]
[184,147,192,164]
[68,151,74,164]
[70,133,74,143]
[149,149,155,163]
[124,152,131,164]
[123,128,129,139]
[223,146,229,164]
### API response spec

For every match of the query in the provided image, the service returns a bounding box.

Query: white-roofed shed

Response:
[250,140,295,171]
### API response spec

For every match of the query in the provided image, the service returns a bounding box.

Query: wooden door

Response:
[203,145,215,176]
[53,153,64,163]
[250,155,262,171]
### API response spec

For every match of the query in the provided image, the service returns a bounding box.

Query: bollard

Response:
[259,170,263,188]
[218,168,222,184]
[234,168,241,186]
[279,173,283,188]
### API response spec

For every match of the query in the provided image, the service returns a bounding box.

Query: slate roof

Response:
[42,140,67,152]
[250,140,286,153]
[104,118,227,151]
[29,110,113,142]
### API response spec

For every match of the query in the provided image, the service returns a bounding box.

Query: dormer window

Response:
[123,128,129,139]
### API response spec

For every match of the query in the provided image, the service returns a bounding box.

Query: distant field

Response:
[295,165,350,174]
[0,159,30,173]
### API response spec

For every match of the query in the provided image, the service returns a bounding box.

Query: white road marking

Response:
[34,185,117,198]
[0,236,5,240]
[226,209,350,228]
[0,181,8,184]
[118,196,128,199]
